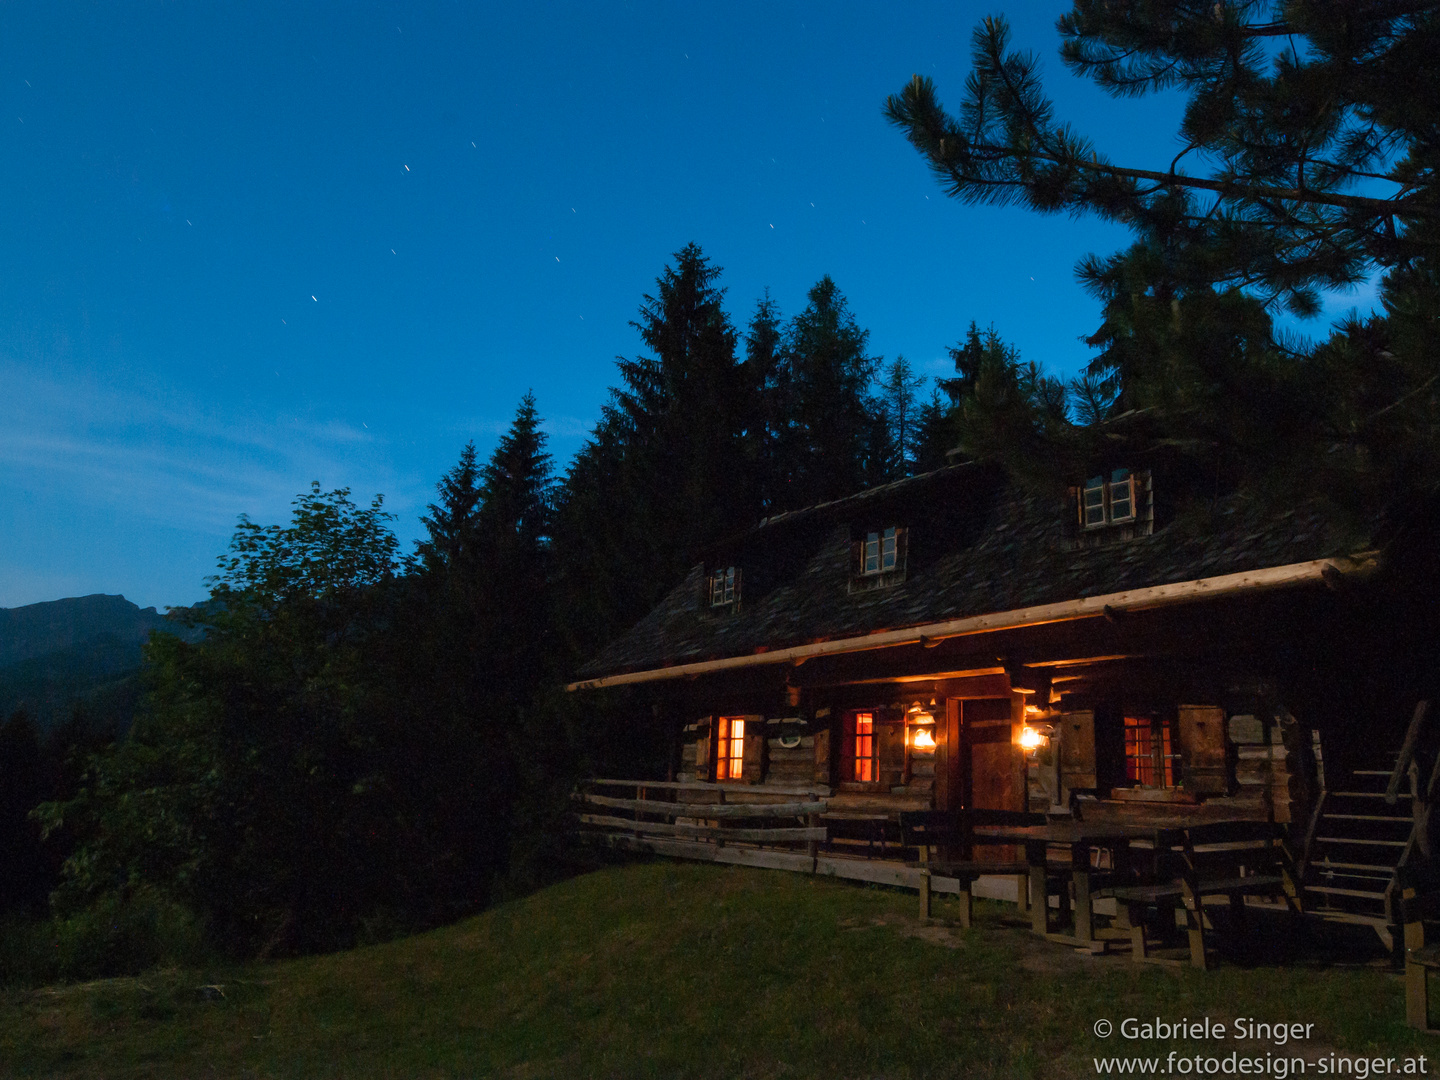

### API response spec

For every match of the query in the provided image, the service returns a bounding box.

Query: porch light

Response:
[1018,725,1045,751]
[906,700,936,750]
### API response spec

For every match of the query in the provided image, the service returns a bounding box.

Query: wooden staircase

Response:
[1301,752,1416,950]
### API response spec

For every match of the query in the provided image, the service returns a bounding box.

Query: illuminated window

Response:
[853,711,876,782]
[1124,715,1177,788]
[862,528,898,575]
[710,566,738,607]
[1080,469,1137,529]
[716,716,745,780]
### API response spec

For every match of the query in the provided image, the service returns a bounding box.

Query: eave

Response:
[565,554,1377,692]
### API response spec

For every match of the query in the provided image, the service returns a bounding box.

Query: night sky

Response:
[0,3,1373,610]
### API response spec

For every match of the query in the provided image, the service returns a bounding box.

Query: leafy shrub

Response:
[52,888,209,981]
[0,888,209,987]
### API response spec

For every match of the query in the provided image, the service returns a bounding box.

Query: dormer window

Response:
[862,527,899,575]
[1081,469,1137,529]
[710,566,739,607]
[849,526,908,592]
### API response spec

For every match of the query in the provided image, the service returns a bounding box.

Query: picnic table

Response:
[974,821,1164,947]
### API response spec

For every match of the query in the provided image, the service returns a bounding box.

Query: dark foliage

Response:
[884,3,1440,516]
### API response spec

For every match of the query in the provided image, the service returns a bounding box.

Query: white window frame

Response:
[710,566,737,607]
[862,527,899,576]
[1081,469,1137,529]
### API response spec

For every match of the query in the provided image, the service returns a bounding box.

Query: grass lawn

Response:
[1,858,1434,1079]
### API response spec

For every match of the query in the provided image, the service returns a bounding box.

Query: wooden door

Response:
[936,696,1024,812]
[966,696,1023,811]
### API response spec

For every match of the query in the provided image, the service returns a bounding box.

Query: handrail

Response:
[575,792,829,819]
[583,777,830,798]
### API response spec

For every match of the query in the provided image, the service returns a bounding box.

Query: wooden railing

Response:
[573,778,830,855]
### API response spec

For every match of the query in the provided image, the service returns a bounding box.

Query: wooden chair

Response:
[1109,820,1298,969]
[900,809,1046,927]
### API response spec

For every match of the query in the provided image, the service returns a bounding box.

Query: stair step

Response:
[1307,860,1397,872]
[1354,770,1401,777]
[1304,885,1390,900]
[1319,840,1405,852]
[1322,813,1413,823]
[1332,791,1411,800]
[1312,910,1395,930]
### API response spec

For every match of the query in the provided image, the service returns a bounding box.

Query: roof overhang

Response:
[565,554,1378,692]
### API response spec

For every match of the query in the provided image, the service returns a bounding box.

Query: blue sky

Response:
[0,2,1376,610]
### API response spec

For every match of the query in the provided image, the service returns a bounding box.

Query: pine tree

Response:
[474,392,557,702]
[416,443,483,575]
[771,276,882,508]
[744,292,787,513]
[877,355,928,478]
[884,4,1440,508]
[551,245,762,660]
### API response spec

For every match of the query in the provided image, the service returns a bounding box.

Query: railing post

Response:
[806,791,820,860]
[715,786,725,848]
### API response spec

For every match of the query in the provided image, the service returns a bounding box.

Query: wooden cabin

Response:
[569,462,1439,929]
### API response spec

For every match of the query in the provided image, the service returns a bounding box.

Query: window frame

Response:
[715,716,747,781]
[709,565,739,608]
[860,527,899,576]
[1079,468,1140,530]
[851,710,877,783]
[1123,714,1179,790]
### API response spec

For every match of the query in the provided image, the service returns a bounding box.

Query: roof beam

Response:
[566,555,1377,692]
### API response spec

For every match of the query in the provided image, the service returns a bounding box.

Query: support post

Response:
[806,792,819,860]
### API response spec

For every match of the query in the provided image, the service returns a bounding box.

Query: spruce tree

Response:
[877,355,927,479]
[771,276,882,508]
[552,245,762,660]
[416,442,483,575]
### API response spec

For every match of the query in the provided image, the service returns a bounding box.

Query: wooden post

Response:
[806,792,820,860]
[918,869,932,922]
[715,786,725,848]
[1028,841,1049,936]
[1405,887,1430,1029]
[1073,843,1093,943]
[1184,883,1209,970]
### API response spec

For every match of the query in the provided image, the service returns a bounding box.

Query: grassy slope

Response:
[1,860,1432,1079]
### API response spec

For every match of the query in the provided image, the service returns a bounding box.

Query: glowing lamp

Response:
[911,727,936,750]
[1018,725,1045,751]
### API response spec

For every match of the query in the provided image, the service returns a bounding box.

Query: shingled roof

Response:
[576,463,1377,681]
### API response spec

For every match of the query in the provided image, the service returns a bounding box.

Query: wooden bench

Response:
[1109,820,1298,969]
[900,809,1047,927]
[1398,875,1440,1031]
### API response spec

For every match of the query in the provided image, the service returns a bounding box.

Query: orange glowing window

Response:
[716,716,745,780]
[853,712,876,782]
[1124,715,1176,788]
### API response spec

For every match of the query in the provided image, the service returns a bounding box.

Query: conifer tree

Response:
[885,3,1440,509]
[416,442,482,575]
[744,292,787,513]
[771,276,882,508]
[877,355,927,479]
[552,245,761,660]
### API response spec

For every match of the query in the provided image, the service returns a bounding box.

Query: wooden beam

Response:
[576,793,829,818]
[585,778,829,797]
[567,555,1378,691]
[578,815,827,843]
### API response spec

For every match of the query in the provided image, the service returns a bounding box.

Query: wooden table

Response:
[974,822,1164,946]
